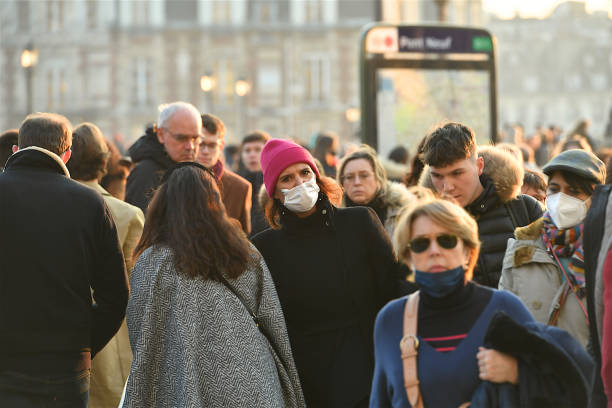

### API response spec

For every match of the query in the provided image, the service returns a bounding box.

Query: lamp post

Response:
[20,42,38,114]
[234,78,251,137]
[200,73,215,113]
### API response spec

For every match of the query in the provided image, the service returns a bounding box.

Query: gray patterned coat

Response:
[122,245,305,407]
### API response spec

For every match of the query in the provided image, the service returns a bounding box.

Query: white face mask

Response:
[281,177,320,213]
[546,192,588,229]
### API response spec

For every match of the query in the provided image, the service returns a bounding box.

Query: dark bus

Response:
[359,24,497,155]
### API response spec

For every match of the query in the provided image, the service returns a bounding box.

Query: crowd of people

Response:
[1,101,612,408]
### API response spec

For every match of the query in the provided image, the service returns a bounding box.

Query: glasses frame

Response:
[407,234,459,254]
[161,127,203,145]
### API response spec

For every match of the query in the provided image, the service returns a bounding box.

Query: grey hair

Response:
[157,101,201,129]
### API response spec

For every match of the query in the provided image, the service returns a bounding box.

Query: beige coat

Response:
[499,218,589,347]
[80,181,144,408]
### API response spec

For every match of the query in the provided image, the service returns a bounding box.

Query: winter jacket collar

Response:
[343,181,413,221]
[4,146,70,177]
[279,192,334,235]
[128,129,175,169]
[466,175,500,216]
[79,180,112,197]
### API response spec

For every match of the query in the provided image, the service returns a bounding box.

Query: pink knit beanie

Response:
[260,139,320,197]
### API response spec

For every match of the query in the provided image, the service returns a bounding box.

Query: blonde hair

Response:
[337,144,387,193]
[393,198,480,281]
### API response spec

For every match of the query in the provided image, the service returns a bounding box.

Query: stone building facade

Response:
[0,0,378,147]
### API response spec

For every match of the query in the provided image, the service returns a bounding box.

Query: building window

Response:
[132,0,150,26]
[565,74,582,91]
[256,0,278,23]
[46,68,66,111]
[305,0,323,23]
[132,58,152,106]
[215,59,235,105]
[304,56,330,102]
[213,1,231,24]
[17,1,30,32]
[87,0,97,29]
[47,0,64,32]
[165,0,198,23]
[257,64,281,103]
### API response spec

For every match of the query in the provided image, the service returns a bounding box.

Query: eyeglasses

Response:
[162,128,203,144]
[407,234,459,253]
[342,172,374,184]
[199,141,221,151]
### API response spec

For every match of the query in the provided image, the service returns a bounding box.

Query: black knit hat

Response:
[542,149,606,185]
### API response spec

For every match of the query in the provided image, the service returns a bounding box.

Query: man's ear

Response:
[475,155,484,176]
[156,127,165,144]
[61,149,71,164]
[12,145,18,153]
[220,138,226,151]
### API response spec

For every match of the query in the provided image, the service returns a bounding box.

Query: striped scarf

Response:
[541,212,585,287]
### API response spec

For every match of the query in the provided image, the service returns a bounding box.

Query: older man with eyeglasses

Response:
[126,101,203,213]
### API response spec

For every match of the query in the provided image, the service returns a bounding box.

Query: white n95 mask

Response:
[546,192,588,230]
[281,178,320,213]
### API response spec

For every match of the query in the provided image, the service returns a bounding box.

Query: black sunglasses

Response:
[407,234,459,253]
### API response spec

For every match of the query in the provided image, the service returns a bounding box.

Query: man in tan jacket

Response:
[197,113,252,234]
[67,122,144,408]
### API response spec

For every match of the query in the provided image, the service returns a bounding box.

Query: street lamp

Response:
[200,74,214,92]
[234,78,251,137]
[234,79,251,97]
[200,73,215,113]
[21,42,38,114]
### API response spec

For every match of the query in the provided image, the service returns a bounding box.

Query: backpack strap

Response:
[401,291,423,408]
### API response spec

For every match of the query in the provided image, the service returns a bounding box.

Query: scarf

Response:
[541,211,585,287]
[211,159,224,180]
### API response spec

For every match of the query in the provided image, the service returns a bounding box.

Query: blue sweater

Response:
[370,288,534,407]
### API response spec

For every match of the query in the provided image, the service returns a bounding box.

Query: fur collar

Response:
[341,181,413,209]
[514,218,544,240]
[418,145,524,204]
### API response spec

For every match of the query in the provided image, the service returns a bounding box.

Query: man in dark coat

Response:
[198,113,251,234]
[126,102,203,213]
[0,113,128,406]
[237,130,270,237]
[420,122,542,287]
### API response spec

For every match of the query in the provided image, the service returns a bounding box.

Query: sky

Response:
[482,0,611,19]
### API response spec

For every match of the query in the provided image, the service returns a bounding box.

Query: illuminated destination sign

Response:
[366,26,493,54]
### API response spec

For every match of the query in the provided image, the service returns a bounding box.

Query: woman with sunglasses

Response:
[500,149,606,347]
[370,199,535,407]
[252,139,400,407]
[122,163,305,407]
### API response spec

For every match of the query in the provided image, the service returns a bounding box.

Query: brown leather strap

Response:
[401,291,423,408]
[548,282,572,326]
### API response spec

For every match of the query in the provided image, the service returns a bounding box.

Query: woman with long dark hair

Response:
[252,139,400,407]
[122,162,305,407]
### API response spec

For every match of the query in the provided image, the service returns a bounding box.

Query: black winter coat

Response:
[252,194,400,407]
[584,184,612,408]
[0,148,128,369]
[466,175,542,287]
[126,129,175,213]
[471,312,595,408]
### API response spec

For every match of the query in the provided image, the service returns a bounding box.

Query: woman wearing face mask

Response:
[371,199,535,407]
[500,149,606,347]
[252,139,400,407]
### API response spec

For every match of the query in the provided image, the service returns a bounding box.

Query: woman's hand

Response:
[476,347,519,384]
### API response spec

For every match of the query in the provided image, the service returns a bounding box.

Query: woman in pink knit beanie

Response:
[252,138,401,407]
